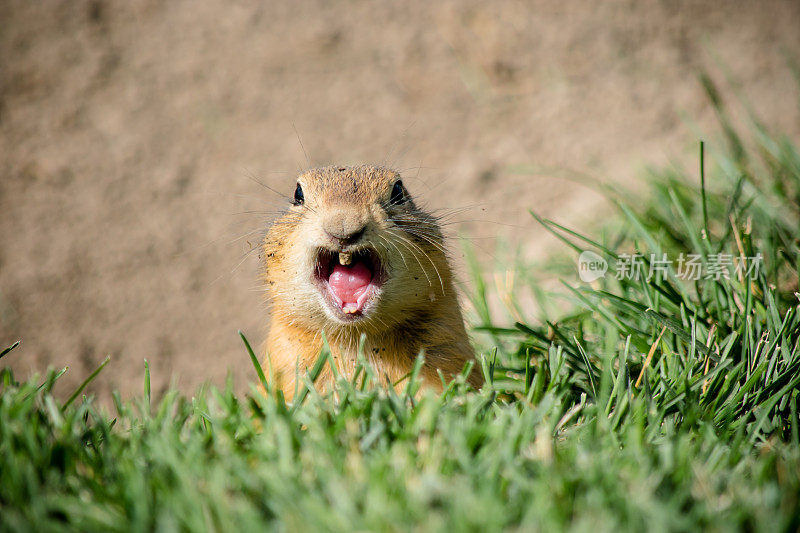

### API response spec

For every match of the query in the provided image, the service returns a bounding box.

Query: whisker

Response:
[383,120,416,169]
[386,231,433,288]
[401,227,450,259]
[375,233,410,273]
[391,229,445,294]
[243,169,294,202]
[225,226,266,246]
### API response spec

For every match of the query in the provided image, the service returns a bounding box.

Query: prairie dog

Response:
[262,165,482,399]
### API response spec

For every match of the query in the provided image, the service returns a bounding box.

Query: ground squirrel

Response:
[262,165,482,399]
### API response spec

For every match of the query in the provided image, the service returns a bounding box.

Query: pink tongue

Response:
[328,262,373,313]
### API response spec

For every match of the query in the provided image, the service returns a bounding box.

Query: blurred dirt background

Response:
[1,0,799,399]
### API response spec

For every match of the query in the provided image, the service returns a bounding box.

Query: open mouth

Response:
[314,248,384,318]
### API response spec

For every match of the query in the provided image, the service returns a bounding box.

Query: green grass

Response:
[2,87,800,531]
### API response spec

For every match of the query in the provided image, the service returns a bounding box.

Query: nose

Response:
[322,211,367,246]
[325,226,365,246]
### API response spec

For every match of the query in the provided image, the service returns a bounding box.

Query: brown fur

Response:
[262,165,482,400]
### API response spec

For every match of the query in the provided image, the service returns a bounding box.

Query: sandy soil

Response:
[1,0,799,399]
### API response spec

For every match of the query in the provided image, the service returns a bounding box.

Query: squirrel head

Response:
[264,165,451,334]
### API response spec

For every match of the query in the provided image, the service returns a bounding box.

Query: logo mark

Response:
[578,251,607,282]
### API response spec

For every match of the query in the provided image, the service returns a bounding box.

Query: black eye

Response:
[293,183,304,205]
[390,180,407,205]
